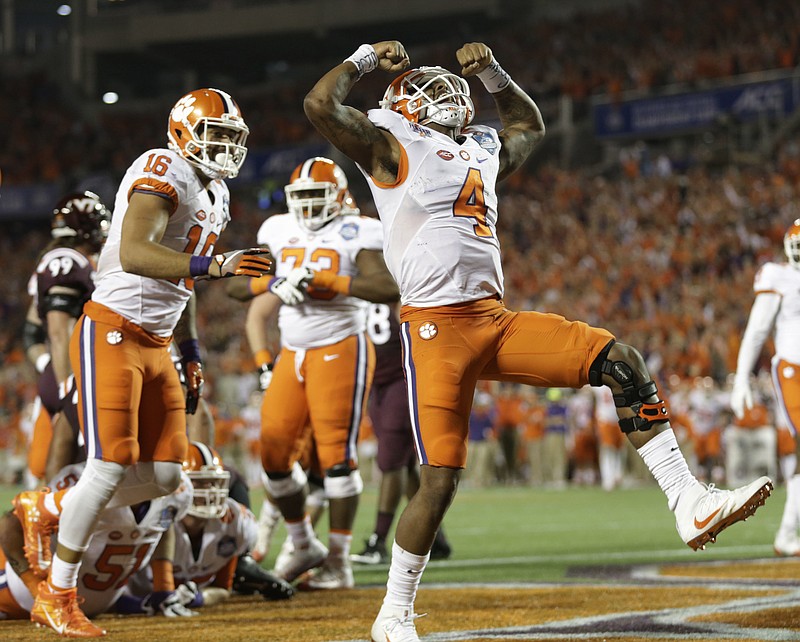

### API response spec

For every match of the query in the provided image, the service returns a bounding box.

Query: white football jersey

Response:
[92,148,231,336]
[753,262,800,362]
[4,463,191,616]
[171,498,256,587]
[257,213,383,348]
[358,109,503,307]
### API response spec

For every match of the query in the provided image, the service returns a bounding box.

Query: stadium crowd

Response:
[1,0,799,490]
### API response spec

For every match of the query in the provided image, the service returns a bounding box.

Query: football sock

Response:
[49,558,80,591]
[778,474,800,534]
[375,511,394,541]
[383,541,429,609]
[781,454,797,483]
[636,429,696,511]
[328,530,352,560]
[285,515,314,549]
[105,461,181,509]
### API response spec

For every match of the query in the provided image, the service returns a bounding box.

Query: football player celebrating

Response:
[303,40,773,640]
[732,220,800,556]
[228,157,399,590]
[19,88,272,638]
[23,191,110,483]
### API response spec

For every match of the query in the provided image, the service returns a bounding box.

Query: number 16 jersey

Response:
[359,109,503,307]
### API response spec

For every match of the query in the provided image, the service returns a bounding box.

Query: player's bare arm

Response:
[351,249,400,303]
[120,192,193,279]
[304,41,409,183]
[45,304,75,384]
[457,42,545,181]
[173,293,199,346]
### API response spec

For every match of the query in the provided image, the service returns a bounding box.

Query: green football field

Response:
[0,481,784,586]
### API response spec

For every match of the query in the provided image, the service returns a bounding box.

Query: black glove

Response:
[183,360,204,415]
[233,554,294,601]
[257,363,273,391]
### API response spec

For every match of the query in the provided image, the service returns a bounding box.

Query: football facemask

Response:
[167,88,249,180]
[285,157,348,231]
[380,66,474,133]
[182,441,231,519]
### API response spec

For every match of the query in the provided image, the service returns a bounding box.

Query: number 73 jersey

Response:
[360,109,503,307]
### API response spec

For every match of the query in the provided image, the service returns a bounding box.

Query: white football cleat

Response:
[251,499,282,563]
[371,603,426,642]
[674,476,773,550]
[774,529,800,557]
[273,537,327,582]
[297,555,354,590]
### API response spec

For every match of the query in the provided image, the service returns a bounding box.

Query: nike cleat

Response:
[297,556,354,590]
[351,534,389,565]
[13,489,59,579]
[273,537,328,583]
[251,499,282,563]
[31,581,106,638]
[774,529,800,557]
[674,476,773,550]
[370,603,426,642]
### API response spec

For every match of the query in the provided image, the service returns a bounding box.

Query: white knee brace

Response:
[264,462,307,499]
[324,469,363,499]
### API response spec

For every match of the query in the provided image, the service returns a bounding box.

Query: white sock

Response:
[286,515,315,549]
[637,429,697,511]
[383,541,429,610]
[49,557,80,590]
[328,531,352,560]
[781,455,797,482]
[778,474,800,534]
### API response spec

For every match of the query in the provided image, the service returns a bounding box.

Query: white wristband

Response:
[476,60,512,93]
[344,44,378,79]
[35,353,51,374]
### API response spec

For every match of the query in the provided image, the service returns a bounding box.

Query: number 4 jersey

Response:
[92,148,231,336]
[359,109,503,307]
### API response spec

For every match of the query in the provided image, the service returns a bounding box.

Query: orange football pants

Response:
[400,297,614,468]
[27,403,53,481]
[773,357,800,436]
[260,332,375,473]
[69,301,187,465]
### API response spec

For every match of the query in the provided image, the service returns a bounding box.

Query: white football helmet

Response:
[785,219,800,268]
[285,157,348,231]
[182,441,231,519]
[380,66,474,134]
[167,88,249,180]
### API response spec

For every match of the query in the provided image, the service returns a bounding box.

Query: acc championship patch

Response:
[470,130,498,155]
[159,506,178,529]
[339,222,359,240]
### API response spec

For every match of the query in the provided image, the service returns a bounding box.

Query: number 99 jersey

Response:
[359,109,503,307]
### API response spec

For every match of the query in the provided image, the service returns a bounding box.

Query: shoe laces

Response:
[387,611,427,633]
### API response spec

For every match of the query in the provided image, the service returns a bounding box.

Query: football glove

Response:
[285,266,315,289]
[730,379,754,420]
[206,248,272,279]
[140,590,198,617]
[269,277,305,305]
[257,362,273,391]
[183,361,204,415]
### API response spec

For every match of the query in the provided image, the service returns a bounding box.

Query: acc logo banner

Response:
[437,150,454,160]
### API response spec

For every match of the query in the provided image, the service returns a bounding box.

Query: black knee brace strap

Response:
[595,357,671,434]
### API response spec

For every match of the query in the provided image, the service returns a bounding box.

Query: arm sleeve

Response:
[734,292,781,384]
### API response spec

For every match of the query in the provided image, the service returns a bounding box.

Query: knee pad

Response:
[264,462,307,499]
[589,342,670,434]
[324,464,363,499]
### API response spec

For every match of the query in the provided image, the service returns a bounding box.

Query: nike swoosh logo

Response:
[323,354,339,362]
[477,157,488,163]
[44,608,66,634]
[693,507,722,529]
